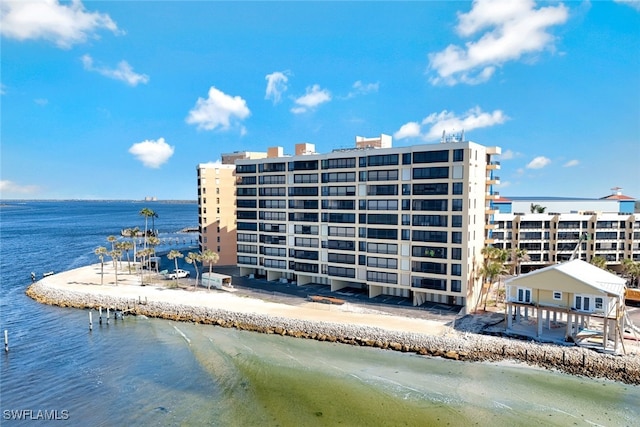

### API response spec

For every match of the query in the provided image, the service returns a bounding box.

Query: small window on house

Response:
[553,291,562,300]
[517,287,532,303]
[595,297,604,310]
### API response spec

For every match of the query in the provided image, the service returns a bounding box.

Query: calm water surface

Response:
[1,201,638,426]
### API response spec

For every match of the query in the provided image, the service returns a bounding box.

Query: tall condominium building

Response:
[232,134,501,310]
[197,151,268,266]
[490,189,640,272]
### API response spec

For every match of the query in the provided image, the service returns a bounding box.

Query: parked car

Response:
[165,269,190,279]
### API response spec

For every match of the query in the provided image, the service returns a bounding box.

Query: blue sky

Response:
[1,0,639,200]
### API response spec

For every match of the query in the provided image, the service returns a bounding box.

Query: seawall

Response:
[26,281,640,386]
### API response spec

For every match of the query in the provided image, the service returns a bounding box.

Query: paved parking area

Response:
[211,266,461,322]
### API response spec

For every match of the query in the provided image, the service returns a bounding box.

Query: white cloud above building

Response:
[291,84,331,114]
[563,159,579,167]
[0,0,120,49]
[186,86,250,131]
[128,137,175,168]
[428,0,569,85]
[394,106,508,141]
[265,71,289,104]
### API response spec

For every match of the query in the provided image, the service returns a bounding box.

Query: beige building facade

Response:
[230,134,501,310]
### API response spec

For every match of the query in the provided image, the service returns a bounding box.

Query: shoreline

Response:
[25,263,640,385]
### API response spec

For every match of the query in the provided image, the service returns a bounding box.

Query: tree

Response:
[117,241,134,273]
[147,236,161,272]
[621,258,640,288]
[136,248,151,285]
[530,203,547,213]
[509,248,530,276]
[167,250,184,287]
[139,208,156,249]
[94,246,108,285]
[108,250,122,286]
[590,256,608,271]
[122,227,140,260]
[107,235,118,266]
[479,246,509,311]
[185,251,202,289]
[201,249,220,290]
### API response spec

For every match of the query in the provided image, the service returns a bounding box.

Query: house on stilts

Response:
[504,259,630,353]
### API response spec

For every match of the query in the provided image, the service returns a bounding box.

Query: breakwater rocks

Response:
[26,282,640,385]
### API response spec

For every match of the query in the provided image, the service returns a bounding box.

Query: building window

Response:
[453,149,464,162]
[451,280,462,293]
[517,287,532,303]
[595,297,604,311]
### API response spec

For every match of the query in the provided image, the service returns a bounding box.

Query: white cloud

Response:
[186,86,250,131]
[290,84,331,114]
[81,54,149,86]
[265,71,289,104]
[0,180,40,196]
[34,98,48,106]
[526,156,551,169]
[394,106,508,141]
[500,149,521,160]
[347,80,379,98]
[428,0,569,85]
[615,0,640,11]
[128,137,175,168]
[0,0,120,49]
[0,83,6,95]
[563,159,579,167]
[393,122,421,140]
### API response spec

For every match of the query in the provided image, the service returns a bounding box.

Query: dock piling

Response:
[4,330,8,352]
[89,311,93,331]
[99,307,103,325]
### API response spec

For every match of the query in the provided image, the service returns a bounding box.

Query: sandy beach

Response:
[28,263,450,336]
[26,262,640,385]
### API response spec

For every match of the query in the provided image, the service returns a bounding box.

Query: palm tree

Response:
[94,246,108,285]
[117,241,134,273]
[590,255,608,271]
[167,250,184,287]
[108,249,122,286]
[147,236,161,272]
[201,249,220,290]
[139,208,156,249]
[529,203,547,214]
[479,246,509,311]
[107,235,118,266]
[185,251,202,289]
[509,248,530,276]
[122,227,140,260]
[136,248,152,285]
[621,258,640,288]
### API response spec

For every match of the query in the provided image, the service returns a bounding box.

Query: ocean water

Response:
[1,201,638,426]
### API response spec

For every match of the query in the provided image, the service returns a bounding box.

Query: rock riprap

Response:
[26,281,640,385]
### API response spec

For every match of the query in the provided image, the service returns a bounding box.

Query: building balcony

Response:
[486,161,500,170]
[485,223,498,230]
[484,237,496,244]
[486,176,500,185]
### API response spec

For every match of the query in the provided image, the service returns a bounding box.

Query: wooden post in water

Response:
[4,330,8,352]
[106,307,110,324]
[89,311,93,331]
[99,307,103,325]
